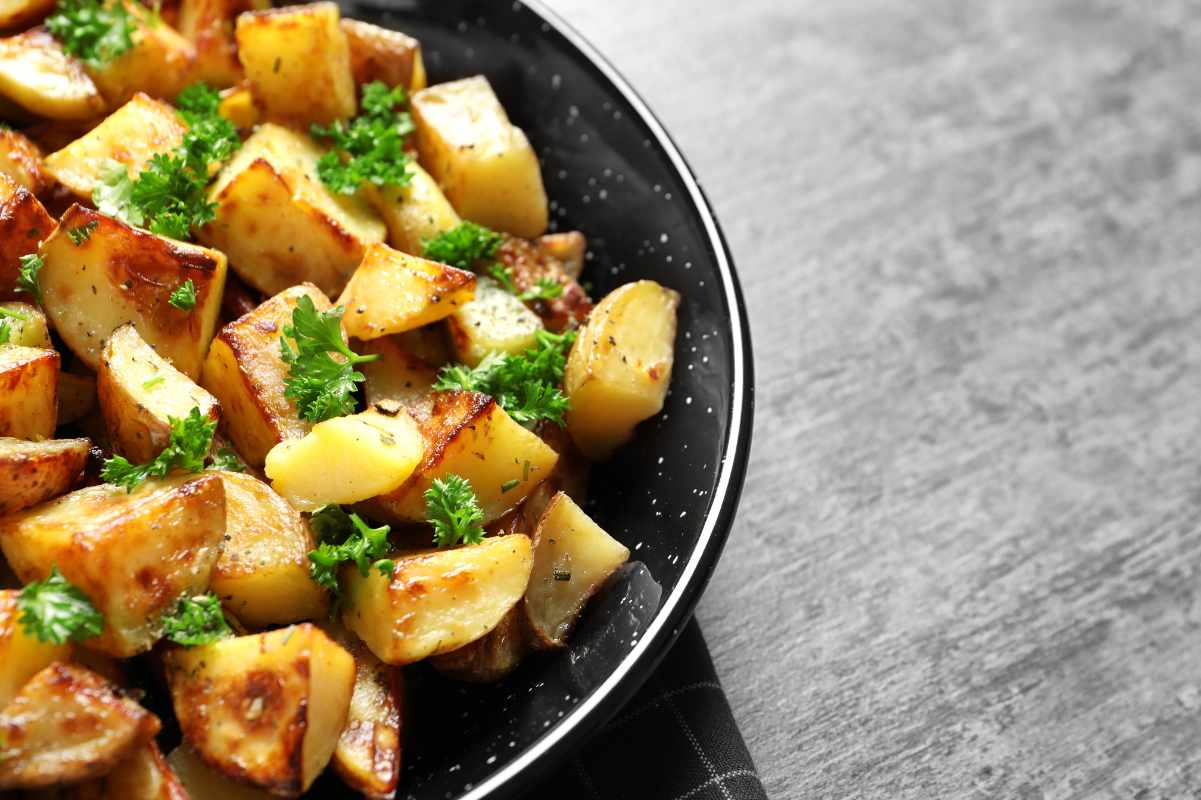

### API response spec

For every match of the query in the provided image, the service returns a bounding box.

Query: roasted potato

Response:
[363,161,460,256]
[0,473,227,657]
[0,662,160,791]
[235,2,356,124]
[363,391,559,526]
[338,242,476,340]
[524,492,628,648]
[430,603,530,683]
[0,437,89,515]
[83,3,196,107]
[0,28,106,120]
[43,93,186,201]
[0,174,54,301]
[342,533,533,665]
[178,0,269,88]
[0,127,49,194]
[164,623,355,796]
[0,0,53,32]
[340,18,424,92]
[395,322,451,367]
[209,470,329,626]
[0,301,51,348]
[97,324,221,462]
[216,82,260,129]
[564,280,679,459]
[412,75,548,239]
[536,231,586,281]
[56,371,97,427]
[359,336,437,422]
[200,123,386,297]
[446,276,543,366]
[167,746,274,800]
[200,284,327,467]
[61,741,189,800]
[0,588,71,710]
[0,345,58,440]
[495,234,593,332]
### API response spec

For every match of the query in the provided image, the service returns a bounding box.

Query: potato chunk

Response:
[66,741,190,800]
[0,127,49,194]
[0,302,51,349]
[360,336,437,422]
[0,663,160,791]
[412,75,548,238]
[209,470,328,627]
[0,589,71,710]
[40,205,227,379]
[200,123,385,297]
[98,324,221,463]
[446,276,543,366]
[524,492,629,648]
[43,93,186,201]
[84,4,196,107]
[265,408,423,512]
[0,346,58,441]
[0,474,226,657]
[363,391,558,525]
[178,0,270,88]
[57,372,97,427]
[0,0,53,32]
[164,624,355,795]
[168,746,273,800]
[338,243,475,340]
[0,28,106,120]
[200,284,327,467]
[495,234,593,332]
[341,18,424,92]
[564,280,679,459]
[0,175,53,302]
[363,161,460,256]
[0,437,89,515]
[235,2,356,124]
[342,534,533,665]
[430,603,530,683]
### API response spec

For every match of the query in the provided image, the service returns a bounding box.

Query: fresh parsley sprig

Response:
[279,295,378,422]
[424,474,485,548]
[208,446,245,472]
[161,593,231,646]
[67,220,98,245]
[169,278,196,310]
[46,0,136,68]
[16,254,43,305]
[17,567,104,644]
[311,81,414,195]
[307,505,394,605]
[423,221,504,271]
[101,406,216,491]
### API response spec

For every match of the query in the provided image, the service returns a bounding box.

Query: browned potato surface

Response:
[0,437,89,515]
[0,28,106,120]
[0,127,49,194]
[56,372,97,427]
[178,0,269,87]
[340,18,424,91]
[62,741,190,800]
[0,345,58,441]
[0,173,53,301]
[496,234,593,332]
[0,588,70,710]
[430,603,531,683]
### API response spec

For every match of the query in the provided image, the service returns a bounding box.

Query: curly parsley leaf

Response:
[423,221,504,271]
[279,295,378,422]
[46,0,136,68]
[17,567,104,644]
[520,277,565,302]
[161,593,231,646]
[311,81,413,194]
[424,475,485,548]
[101,406,216,491]
[307,505,393,602]
[208,446,245,472]
[168,278,196,310]
[67,219,98,245]
[16,254,43,305]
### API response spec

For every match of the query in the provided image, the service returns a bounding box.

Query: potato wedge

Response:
[0,0,53,32]
[363,161,460,256]
[63,741,189,800]
[0,437,89,515]
[536,231,586,281]
[0,302,51,349]
[57,372,97,427]
[342,533,533,665]
[0,589,71,710]
[0,346,58,441]
[235,2,355,124]
[163,623,355,796]
[178,0,269,88]
[0,28,106,120]
[495,234,592,332]
[339,243,475,340]
[265,407,423,512]
[0,473,226,657]
[209,470,328,627]
[524,492,628,649]
[0,663,160,791]
[412,75,548,238]
[446,276,543,366]
[40,205,227,379]
[84,4,196,107]
[167,746,273,800]
[341,18,423,92]
[98,324,221,463]
[43,93,186,201]
[200,123,385,297]
[0,175,54,302]
[360,336,437,422]
[564,280,679,459]
[363,391,558,525]
[0,127,49,194]
[430,603,530,683]
[200,284,327,467]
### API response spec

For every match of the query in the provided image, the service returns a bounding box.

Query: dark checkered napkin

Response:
[528,619,767,800]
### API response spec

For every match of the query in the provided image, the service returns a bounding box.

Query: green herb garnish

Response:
[46,0,136,68]
[423,221,504,271]
[17,567,104,644]
[310,81,414,194]
[16,254,43,305]
[67,220,98,245]
[424,474,485,548]
[279,295,378,422]
[168,278,197,310]
[100,406,216,491]
[161,593,231,646]
[307,505,393,601]
[141,375,165,390]
[208,446,245,472]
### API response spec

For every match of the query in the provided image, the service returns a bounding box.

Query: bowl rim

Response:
[456,2,757,797]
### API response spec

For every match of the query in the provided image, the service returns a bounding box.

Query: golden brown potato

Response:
[338,242,475,340]
[564,280,679,459]
[0,0,53,32]
[178,0,269,88]
[0,346,58,441]
[42,93,186,201]
[0,28,106,120]
[167,746,274,800]
[0,174,54,302]
[0,589,71,710]
[0,663,160,791]
[216,82,259,129]
[56,372,97,427]
[496,234,592,332]
[0,302,51,349]
[412,75,548,239]
[39,205,228,379]
[0,474,226,657]
[340,18,423,92]
[62,741,189,800]
[200,124,386,297]
[536,231,586,281]
[83,4,196,107]
[235,2,355,124]
[359,336,437,422]
[0,127,49,194]
[200,284,327,467]
[97,323,221,463]
[446,276,543,366]
[395,323,451,368]
[524,492,628,649]
[342,533,533,665]
[0,437,89,515]
[430,603,530,683]
[363,161,460,256]
[362,391,559,526]
[209,470,328,627]
[163,623,355,796]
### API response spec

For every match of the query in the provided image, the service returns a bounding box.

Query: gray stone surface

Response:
[542,0,1201,797]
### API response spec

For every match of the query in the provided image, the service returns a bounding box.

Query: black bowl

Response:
[328,1,754,797]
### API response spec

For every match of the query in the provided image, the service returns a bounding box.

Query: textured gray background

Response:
[543,0,1201,798]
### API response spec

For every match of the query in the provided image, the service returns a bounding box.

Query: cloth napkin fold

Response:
[528,618,768,800]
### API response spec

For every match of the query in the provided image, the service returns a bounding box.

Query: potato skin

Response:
[340,18,423,91]
[0,127,49,194]
[496,234,593,332]
[0,437,89,515]
[0,173,54,301]
[62,741,190,800]
[0,346,58,441]
[0,28,106,120]
[430,603,531,683]
[0,588,71,710]
[178,0,270,88]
